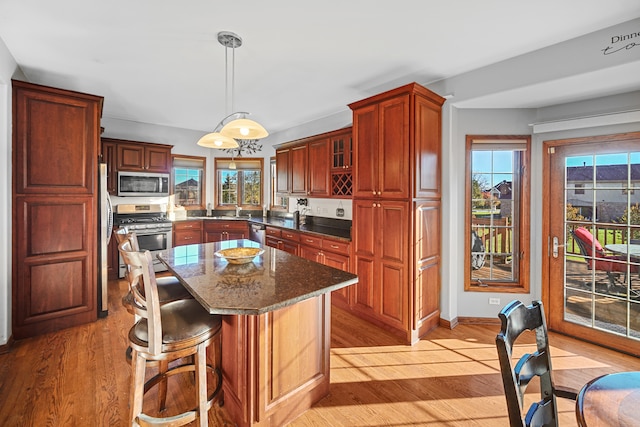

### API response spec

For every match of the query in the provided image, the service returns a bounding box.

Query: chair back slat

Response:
[496,300,560,427]
[119,247,163,355]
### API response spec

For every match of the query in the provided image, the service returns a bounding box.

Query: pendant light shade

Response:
[196,132,239,149]
[197,31,268,149]
[221,117,269,139]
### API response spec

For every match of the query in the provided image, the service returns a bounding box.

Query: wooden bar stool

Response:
[120,248,222,427]
[113,227,192,306]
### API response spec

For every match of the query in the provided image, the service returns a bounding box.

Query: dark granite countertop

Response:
[157,239,358,315]
[175,214,352,241]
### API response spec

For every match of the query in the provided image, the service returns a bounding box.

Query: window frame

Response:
[214,157,264,211]
[464,135,531,293]
[171,154,206,211]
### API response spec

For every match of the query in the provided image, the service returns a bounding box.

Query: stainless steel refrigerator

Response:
[98,163,113,317]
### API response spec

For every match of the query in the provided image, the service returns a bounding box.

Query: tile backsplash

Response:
[289,197,352,220]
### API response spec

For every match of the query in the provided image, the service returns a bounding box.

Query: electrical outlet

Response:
[489,297,501,305]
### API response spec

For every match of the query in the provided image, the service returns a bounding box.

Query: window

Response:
[215,158,263,209]
[575,183,585,195]
[172,155,206,210]
[465,135,531,292]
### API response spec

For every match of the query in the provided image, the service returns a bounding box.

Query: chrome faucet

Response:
[235,205,243,217]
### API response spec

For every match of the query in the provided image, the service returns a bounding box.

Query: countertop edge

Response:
[173,216,352,242]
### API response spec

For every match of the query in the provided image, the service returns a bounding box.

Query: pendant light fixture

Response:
[197,31,268,149]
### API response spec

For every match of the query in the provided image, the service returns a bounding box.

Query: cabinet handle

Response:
[185,237,192,240]
[305,239,313,243]
[377,191,381,195]
[330,244,339,249]
[372,191,376,196]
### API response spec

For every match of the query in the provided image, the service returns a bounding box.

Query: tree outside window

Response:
[215,158,263,210]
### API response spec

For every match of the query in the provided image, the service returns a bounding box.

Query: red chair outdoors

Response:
[571,226,639,292]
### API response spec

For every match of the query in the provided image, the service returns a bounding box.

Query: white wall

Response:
[0,36,22,345]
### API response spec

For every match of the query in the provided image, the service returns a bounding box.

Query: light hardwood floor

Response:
[1,278,640,426]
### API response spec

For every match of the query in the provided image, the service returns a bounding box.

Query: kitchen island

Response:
[158,240,358,427]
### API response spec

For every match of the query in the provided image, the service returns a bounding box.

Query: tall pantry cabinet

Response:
[12,80,103,339]
[348,83,445,344]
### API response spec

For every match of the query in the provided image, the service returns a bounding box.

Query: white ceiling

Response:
[1,0,639,136]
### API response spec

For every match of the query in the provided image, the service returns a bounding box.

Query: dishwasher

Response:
[249,223,266,245]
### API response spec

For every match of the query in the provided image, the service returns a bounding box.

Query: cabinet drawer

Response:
[300,234,322,248]
[174,230,202,246]
[322,239,350,255]
[204,220,247,231]
[266,226,282,238]
[281,230,300,242]
[174,220,202,231]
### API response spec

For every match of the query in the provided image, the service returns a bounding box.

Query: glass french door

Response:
[547,134,640,356]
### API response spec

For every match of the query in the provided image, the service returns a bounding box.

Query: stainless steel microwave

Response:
[117,171,170,197]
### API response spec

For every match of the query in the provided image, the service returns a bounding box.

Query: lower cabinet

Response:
[298,234,351,307]
[265,226,299,255]
[173,220,202,247]
[204,220,248,243]
[352,199,410,335]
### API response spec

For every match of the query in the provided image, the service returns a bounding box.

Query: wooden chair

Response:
[113,227,192,307]
[496,300,577,427]
[120,247,222,427]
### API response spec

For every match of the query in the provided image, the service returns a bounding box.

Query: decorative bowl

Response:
[215,247,264,264]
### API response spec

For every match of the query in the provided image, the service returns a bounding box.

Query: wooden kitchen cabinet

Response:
[173,220,202,247]
[12,80,104,339]
[203,220,248,243]
[307,138,330,197]
[100,138,173,191]
[352,95,410,199]
[274,145,308,197]
[348,82,445,344]
[298,234,351,307]
[330,129,353,198]
[265,226,299,255]
[275,127,352,199]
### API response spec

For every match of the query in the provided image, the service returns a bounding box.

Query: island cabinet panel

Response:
[12,80,103,339]
[348,82,445,344]
[221,294,331,427]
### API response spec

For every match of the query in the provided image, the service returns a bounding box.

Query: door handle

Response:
[552,236,565,258]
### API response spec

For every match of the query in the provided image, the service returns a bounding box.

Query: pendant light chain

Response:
[196,30,268,149]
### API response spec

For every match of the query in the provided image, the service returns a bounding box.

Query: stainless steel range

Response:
[114,204,172,278]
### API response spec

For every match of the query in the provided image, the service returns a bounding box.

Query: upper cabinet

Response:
[330,129,353,198]
[352,95,410,199]
[275,127,352,199]
[101,138,173,194]
[307,138,330,197]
